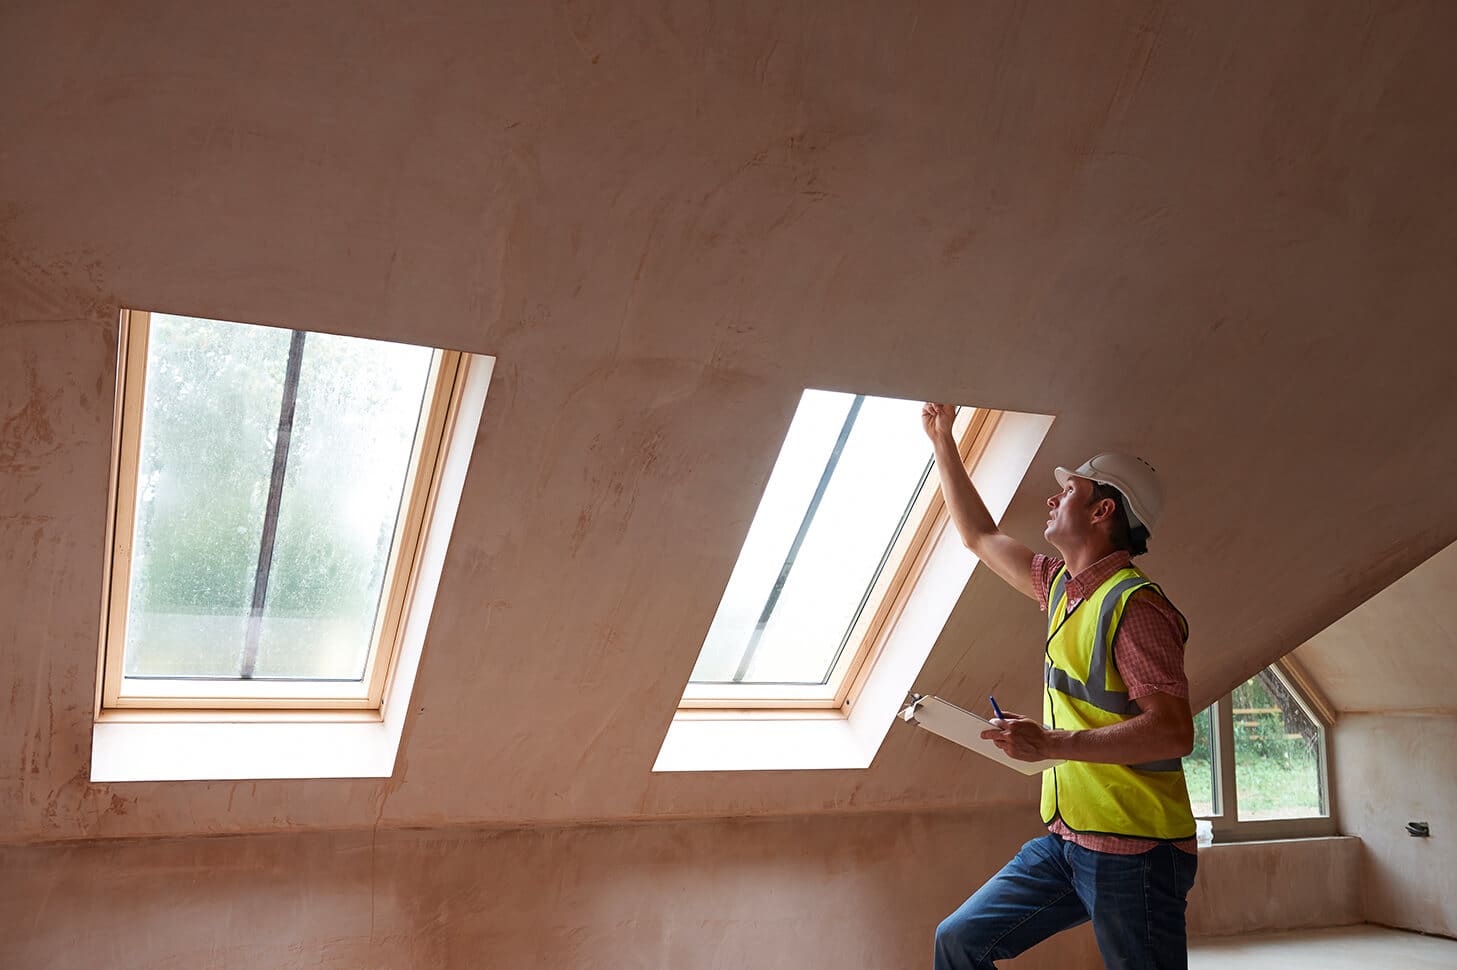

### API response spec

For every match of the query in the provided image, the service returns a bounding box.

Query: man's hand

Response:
[981,712,1065,762]
[981,693,1195,766]
[921,402,956,443]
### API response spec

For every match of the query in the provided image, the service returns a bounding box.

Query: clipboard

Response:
[900,694,1065,776]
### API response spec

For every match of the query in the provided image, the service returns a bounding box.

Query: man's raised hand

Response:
[921,402,957,442]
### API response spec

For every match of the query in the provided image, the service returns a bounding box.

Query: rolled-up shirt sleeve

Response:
[1113,590,1190,701]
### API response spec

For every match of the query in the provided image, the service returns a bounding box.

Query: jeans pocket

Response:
[1173,845,1198,897]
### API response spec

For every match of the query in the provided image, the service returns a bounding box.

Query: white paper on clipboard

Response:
[900,695,1064,776]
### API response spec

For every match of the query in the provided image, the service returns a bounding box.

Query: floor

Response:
[1190,924,1457,968]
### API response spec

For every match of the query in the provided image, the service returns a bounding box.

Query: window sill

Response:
[89,355,494,782]
[652,408,1054,772]
[1199,831,1348,849]
[94,708,384,724]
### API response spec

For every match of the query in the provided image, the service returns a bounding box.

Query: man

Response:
[921,403,1198,970]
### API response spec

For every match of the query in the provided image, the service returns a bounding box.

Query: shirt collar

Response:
[1065,550,1133,602]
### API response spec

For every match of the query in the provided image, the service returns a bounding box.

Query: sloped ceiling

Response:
[3,1,1457,843]
[1294,539,1457,715]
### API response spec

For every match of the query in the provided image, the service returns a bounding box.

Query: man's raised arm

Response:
[922,403,1037,601]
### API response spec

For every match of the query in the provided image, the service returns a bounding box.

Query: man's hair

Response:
[1089,482,1150,557]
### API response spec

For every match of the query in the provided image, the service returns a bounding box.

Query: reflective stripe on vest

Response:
[1043,573,1183,772]
[1041,563,1195,840]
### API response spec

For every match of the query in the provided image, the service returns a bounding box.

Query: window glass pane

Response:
[689,389,935,685]
[124,314,435,682]
[125,316,290,677]
[1183,704,1216,817]
[1234,669,1325,820]
[251,332,433,679]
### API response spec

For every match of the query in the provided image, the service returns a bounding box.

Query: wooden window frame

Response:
[1194,658,1339,841]
[679,405,999,712]
[96,309,467,714]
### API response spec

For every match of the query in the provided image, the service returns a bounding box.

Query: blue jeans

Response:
[934,834,1198,970]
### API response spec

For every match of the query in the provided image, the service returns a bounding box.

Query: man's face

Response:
[1044,475,1097,549]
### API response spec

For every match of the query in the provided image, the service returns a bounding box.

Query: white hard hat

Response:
[1054,453,1164,536]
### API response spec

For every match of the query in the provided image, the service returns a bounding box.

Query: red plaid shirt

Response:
[1032,552,1198,855]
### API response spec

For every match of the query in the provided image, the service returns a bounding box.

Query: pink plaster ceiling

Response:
[3,1,1457,843]
[1294,539,1457,715]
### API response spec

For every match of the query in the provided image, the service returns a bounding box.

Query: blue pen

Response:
[989,695,1006,721]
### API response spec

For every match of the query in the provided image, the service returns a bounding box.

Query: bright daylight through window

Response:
[1182,663,1331,839]
[100,310,464,712]
[682,389,993,710]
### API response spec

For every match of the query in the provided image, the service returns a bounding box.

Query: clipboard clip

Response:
[900,692,926,724]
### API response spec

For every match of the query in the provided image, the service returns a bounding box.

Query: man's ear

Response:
[1089,497,1117,524]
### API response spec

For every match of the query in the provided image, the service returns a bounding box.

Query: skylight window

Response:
[681,389,995,709]
[100,310,465,711]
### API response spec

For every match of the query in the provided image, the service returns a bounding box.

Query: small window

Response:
[99,310,465,712]
[1232,669,1325,821]
[1186,705,1218,818]
[1182,663,1333,839]
[680,389,996,710]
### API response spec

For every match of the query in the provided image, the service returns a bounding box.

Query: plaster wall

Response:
[1,808,1369,968]
[1185,837,1361,938]
[0,808,1104,970]
[1,5,1449,962]
[1289,541,1457,938]
[1333,713,1457,938]
[4,0,1457,845]
[1294,541,1457,715]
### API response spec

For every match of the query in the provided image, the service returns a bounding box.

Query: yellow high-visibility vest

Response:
[1040,563,1197,841]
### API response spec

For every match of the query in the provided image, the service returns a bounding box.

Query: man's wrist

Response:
[1044,728,1074,760]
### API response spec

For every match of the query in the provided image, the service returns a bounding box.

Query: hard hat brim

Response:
[1053,463,1152,535]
